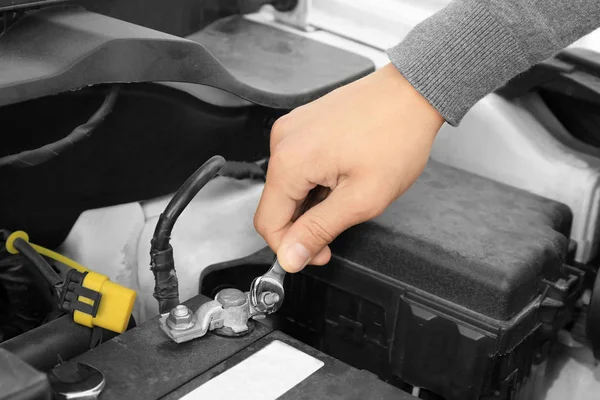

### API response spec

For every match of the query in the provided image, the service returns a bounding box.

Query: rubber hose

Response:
[0,314,117,372]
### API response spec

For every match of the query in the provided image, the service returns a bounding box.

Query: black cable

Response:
[0,85,120,168]
[2,238,59,318]
[12,238,61,288]
[152,156,227,250]
[150,155,226,313]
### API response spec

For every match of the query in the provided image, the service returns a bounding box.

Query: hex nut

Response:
[166,306,195,330]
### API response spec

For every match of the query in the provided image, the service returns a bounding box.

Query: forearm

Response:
[387,0,600,126]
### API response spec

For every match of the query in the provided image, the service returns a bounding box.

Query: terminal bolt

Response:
[261,292,280,306]
[166,304,196,331]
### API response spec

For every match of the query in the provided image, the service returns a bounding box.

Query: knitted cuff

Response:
[387,0,530,126]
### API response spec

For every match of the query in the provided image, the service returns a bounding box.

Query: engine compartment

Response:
[1,2,600,400]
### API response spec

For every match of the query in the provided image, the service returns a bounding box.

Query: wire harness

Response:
[0,86,119,168]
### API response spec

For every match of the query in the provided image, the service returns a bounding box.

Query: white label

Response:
[180,340,325,400]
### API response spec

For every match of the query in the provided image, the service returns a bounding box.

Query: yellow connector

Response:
[71,269,136,333]
[6,231,136,334]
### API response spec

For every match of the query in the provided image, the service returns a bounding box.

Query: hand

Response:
[254,63,444,272]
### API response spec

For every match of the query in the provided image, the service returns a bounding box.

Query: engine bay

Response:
[2,1,600,399]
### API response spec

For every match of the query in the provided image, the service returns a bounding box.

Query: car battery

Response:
[430,91,600,264]
[55,294,416,400]
[200,160,584,400]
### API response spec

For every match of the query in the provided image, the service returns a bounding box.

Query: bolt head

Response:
[216,288,247,308]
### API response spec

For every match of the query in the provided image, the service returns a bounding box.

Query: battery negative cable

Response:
[150,155,226,313]
[0,85,120,169]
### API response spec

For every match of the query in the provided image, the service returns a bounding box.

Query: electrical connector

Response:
[6,231,136,334]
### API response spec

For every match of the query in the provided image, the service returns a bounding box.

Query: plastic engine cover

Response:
[200,160,583,400]
[331,159,572,321]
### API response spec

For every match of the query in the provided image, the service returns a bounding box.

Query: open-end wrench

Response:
[249,258,287,316]
[249,185,330,317]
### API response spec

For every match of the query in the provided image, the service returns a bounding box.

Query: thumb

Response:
[277,186,370,272]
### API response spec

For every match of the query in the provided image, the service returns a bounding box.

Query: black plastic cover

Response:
[72,0,293,38]
[188,16,374,101]
[0,8,373,109]
[331,160,572,320]
[0,348,51,400]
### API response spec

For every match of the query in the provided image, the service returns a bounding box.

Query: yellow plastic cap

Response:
[74,270,137,334]
[5,230,29,254]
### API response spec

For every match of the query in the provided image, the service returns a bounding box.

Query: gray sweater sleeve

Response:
[387,0,600,126]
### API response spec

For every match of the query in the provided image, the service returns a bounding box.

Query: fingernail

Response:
[285,242,311,271]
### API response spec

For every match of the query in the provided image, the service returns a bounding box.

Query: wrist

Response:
[375,63,445,130]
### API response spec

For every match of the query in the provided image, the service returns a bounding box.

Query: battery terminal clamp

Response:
[160,259,286,343]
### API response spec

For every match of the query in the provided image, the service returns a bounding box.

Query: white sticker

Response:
[180,340,324,400]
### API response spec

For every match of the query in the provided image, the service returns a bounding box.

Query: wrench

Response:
[249,185,330,316]
[249,258,287,316]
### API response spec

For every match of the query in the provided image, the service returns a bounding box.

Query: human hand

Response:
[254,63,444,272]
